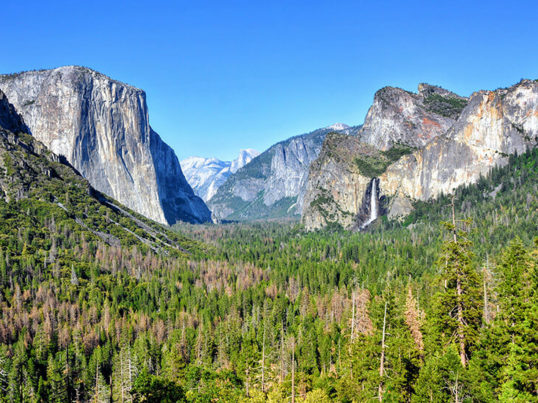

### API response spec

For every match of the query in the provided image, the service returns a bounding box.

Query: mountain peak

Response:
[325,123,350,131]
[418,83,467,100]
[231,149,260,173]
[181,148,259,202]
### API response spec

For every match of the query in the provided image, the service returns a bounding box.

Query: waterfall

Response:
[361,178,378,229]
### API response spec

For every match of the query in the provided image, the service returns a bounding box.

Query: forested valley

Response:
[0,146,537,402]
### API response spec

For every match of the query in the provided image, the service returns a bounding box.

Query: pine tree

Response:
[476,239,538,399]
[429,210,482,367]
[0,346,9,399]
[413,345,471,402]
[112,343,138,402]
[47,353,68,403]
[92,365,111,403]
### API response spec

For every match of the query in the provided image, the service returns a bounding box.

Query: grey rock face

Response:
[208,125,359,221]
[301,133,376,230]
[0,66,211,225]
[380,80,538,201]
[302,80,537,231]
[0,90,27,134]
[358,84,466,150]
[263,134,324,207]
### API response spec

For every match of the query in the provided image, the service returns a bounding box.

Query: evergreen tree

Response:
[46,352,68,403]
[412,345,471,402]
[429,213,483,367]
[473,239,538,399]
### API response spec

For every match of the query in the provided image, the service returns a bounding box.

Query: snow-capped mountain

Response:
[181,149,260,202]
[325,122,350,131]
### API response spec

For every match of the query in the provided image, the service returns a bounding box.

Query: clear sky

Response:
[1,0,537,161]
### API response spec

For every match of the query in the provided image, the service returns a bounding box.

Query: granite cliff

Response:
[302,80,538,230]
[0,66,211,225]
[208,124,359,221]
[380,80,538,202]
[358,83,467,150]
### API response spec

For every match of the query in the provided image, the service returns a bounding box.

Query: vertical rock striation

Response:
[0,90,27,134]
[208,124,360,221]
[0,66,211,225]
[380,80,538,202]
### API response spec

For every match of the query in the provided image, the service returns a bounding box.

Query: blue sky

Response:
[2,0,537,161]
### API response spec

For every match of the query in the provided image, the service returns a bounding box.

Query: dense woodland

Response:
[0,147,537,402]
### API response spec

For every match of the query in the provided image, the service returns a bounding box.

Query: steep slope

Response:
[181,149,259,202]
[302,80,538,230]
[0,89,202,255]
[0,90,27,133]
[208,124,360,221]
[0,66,211,225]
[302,133,379,230]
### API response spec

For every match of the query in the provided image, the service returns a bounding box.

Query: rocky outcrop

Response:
[208,125,360,221]
[181,149,259,202]
[302,133,373,229]
[0,66,211,225]
[380,80,538,202]
[302,80,538,230]
[358,84,466,150]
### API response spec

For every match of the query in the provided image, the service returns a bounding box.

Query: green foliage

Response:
[354,153,389,177]
[381,143,415,161]
[2,153,14,176]
[470,238,538,400]
[354,143,415,177]
[423,93,468,118]
[428,220,483,363]
[413,345,471,402]
[132,369,186,402]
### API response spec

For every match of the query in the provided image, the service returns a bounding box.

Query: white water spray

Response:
[361,179,378,229]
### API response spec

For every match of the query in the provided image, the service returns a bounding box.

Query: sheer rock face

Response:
[0,90,27,134]
[263,133,324,207]
[0,66,211,225]
[358,84,466,150]
[302,133,372,230]
[302,80,538,230]
[380,80,538,201]
[207,125,360,221]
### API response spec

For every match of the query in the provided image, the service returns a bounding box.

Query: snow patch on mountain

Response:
[181,149,259,202]
[325,123,350,131]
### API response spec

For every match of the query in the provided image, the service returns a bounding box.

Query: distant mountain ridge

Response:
[0,65,211,225]
[207,124,361,221]
[181,149,259,202]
